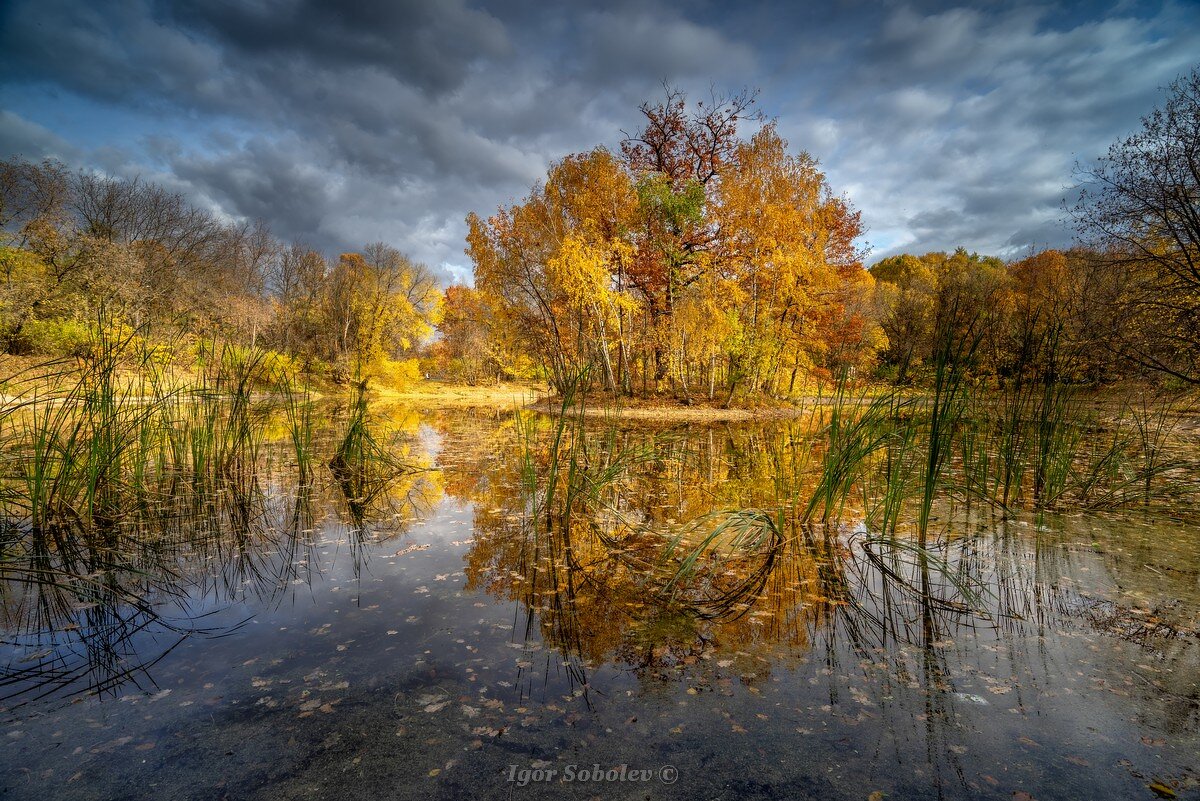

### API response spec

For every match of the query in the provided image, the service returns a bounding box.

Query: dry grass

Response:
[368,379,549,408]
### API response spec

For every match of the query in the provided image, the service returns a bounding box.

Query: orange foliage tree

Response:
[463,88,877,399]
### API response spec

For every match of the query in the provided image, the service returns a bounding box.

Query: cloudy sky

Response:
[2,1,1197,282]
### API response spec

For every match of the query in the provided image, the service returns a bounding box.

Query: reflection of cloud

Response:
[2,0,1198,272]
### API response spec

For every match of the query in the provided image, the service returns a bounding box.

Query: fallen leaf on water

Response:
[1012,792,1036,801]
[1148,782,1176,799]
[90,736,133,754]
[868,792,886,801]
[471,726,501,738]
[1017,736,1040,748]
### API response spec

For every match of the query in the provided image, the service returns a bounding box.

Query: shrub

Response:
[17,317,91,357]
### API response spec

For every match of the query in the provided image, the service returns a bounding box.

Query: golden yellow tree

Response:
[716,124,869,395]
[469,148,639,392]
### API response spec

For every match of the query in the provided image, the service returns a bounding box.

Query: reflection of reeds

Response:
[516,347,1196,632]
[328,380,428,533]
[0,318,434,702]
[496,345,1197,673]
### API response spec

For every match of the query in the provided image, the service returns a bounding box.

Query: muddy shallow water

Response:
[2,407,1198,800]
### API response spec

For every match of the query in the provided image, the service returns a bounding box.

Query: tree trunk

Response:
[593,308,617,392]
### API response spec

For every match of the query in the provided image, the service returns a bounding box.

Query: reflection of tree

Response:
[444,409,1200,796]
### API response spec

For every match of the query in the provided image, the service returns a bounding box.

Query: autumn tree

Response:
[1071,67,1200,383]
[715,124,870,397]
[1,158,74,351]
[468,148,637,392]
[434,284,535,384]
[0,156,442,386]
[621,87,758,385]
[871,250,1007,382]
[326,244,441,380]
[265,243,330,362]
[434,284,489,383]
[467,89,878,399]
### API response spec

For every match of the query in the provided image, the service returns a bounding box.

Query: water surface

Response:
[2,407,1198,800]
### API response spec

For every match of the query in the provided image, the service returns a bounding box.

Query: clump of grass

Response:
[278,372,315,485]
[656,507,783,618]
[1127,390,1188,504]
[918,305,984,542]
[803,374,901,525]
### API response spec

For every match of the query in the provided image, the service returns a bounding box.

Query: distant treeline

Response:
[0,158,441,385]
[444,73,1200,396]
[4,70,1198,396]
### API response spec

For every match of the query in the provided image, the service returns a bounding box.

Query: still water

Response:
[2,406,1198,800]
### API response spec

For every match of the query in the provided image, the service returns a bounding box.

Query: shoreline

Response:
[6,364,1199,431]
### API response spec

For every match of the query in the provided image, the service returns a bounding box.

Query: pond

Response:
[1,403,1198,800]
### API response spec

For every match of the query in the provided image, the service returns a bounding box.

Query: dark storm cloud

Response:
[176,0,510,96]
[0,0,220,106]
[2,0,1198,275]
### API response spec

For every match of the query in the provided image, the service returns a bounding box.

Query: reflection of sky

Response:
[4,494,1196,800]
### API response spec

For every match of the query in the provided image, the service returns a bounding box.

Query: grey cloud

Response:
[0,0,222,107]
[164,134,495,281]
[2,0,1198,276]
[815,2,1200,261]
[0,111,79,163]
[177,0,510,96]
[170,138,333,237]
[578,8,758,83]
